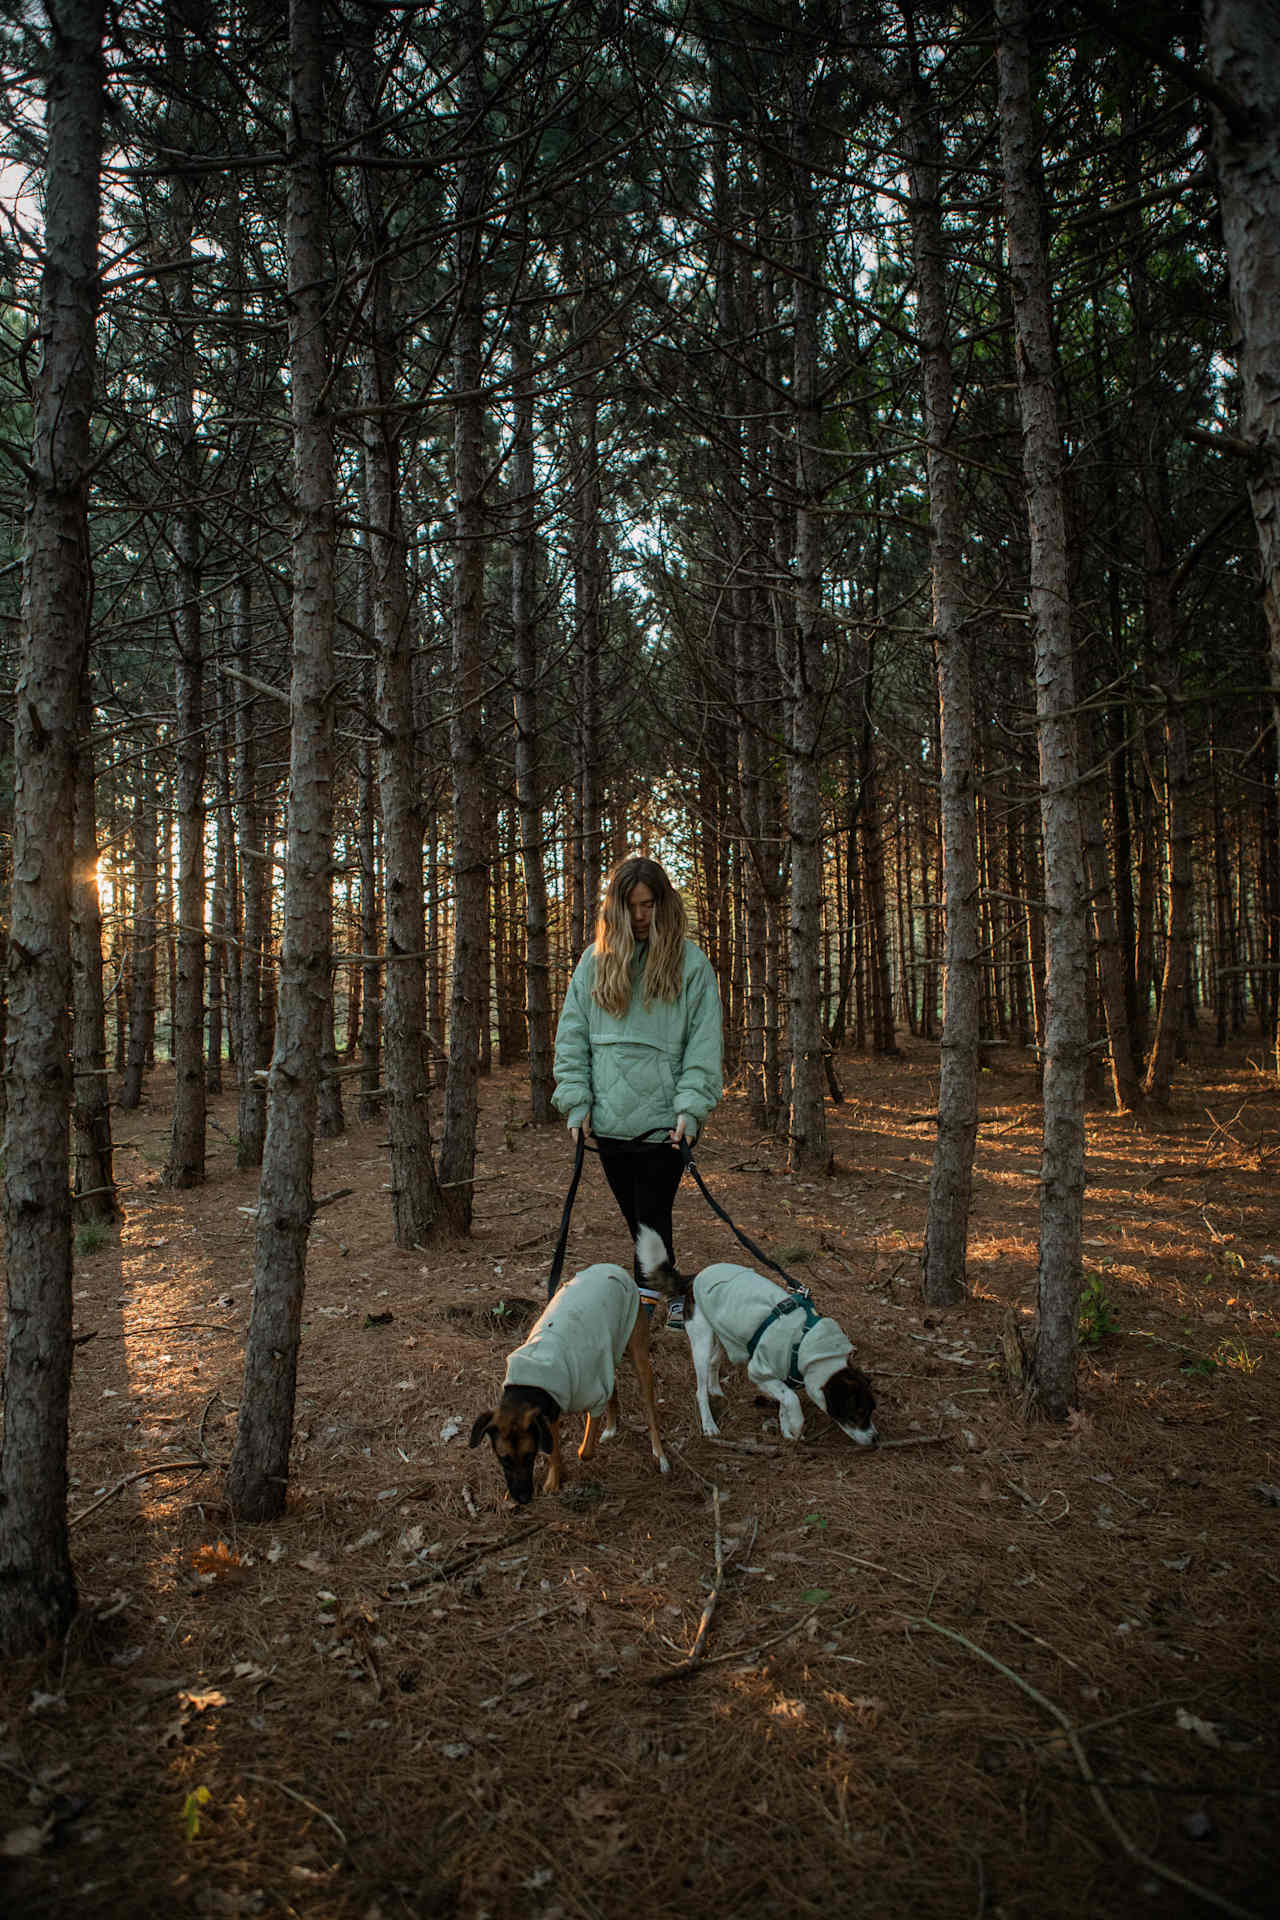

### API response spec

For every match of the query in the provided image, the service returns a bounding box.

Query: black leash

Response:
[545,1127,671,1299]
[679,1139,811,1298]
[547,1129,587,1299]
[547,1130,809,1304]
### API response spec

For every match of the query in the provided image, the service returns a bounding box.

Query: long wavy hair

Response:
[592,855,686,1016]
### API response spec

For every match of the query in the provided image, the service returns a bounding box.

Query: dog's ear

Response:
[469,1410,496,1449]
[534,1413,557,1455]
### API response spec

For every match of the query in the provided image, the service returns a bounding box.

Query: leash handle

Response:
[679,1139,811,1297]
[547,1129,587,1299]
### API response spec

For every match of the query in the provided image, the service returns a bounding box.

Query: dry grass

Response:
[2,1037,1278,1919]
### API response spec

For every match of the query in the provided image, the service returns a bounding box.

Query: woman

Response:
[553,855,722,1306]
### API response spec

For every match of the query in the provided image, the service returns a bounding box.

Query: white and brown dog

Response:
[637,1226,877,1446]
[469,1263,668,1504]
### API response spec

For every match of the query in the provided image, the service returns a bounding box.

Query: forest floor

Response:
[1,1036,1278,1920]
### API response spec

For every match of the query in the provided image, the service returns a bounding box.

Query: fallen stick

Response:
[240,1771,347,1851]
[910,1616,1261,1920]
[70,1459,207,1529]
[383,1521,547,1596]
[695,1596,829,1671]
[653,1486,725,1683]
[652,1498,759,1684]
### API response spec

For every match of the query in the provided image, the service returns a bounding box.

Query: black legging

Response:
[593,1137,685,1279]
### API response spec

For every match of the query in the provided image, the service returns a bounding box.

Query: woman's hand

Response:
[570,1111,591,1144]
[670,1113,690,1145]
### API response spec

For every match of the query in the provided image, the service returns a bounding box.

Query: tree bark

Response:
[119,776,157,1111]
[352,24,443,1240]
[229,0,336,1521]
[72,685,118,1220]
[232,575,269,1167]
[163,5,207,1189]
[0,0,105,1655]
[780,57,828,1175]
[511,283,555,1124]
[907,54,979,1307]
[1204,0,1280,1071]
[438,0,490,1232]
[998,0,1089,1420]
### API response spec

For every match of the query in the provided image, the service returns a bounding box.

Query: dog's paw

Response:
[699,1415,721,1438]
[780,1404,805,1441]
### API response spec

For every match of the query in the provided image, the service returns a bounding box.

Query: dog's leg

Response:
[543,1416,565,1492]
[685,1311,721,1437]
[579,1409,599,1462]
[597,1384,620,1446]
[754,1374,805,1440]
[707,1332,727,1403]
[626,1312,669,1474]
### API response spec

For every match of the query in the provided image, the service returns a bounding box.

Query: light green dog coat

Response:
[504,1264,640,1417]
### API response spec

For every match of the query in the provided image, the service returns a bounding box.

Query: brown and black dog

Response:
[469,1262,668,1504]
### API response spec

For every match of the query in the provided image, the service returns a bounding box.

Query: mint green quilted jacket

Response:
[552,940,722,1142]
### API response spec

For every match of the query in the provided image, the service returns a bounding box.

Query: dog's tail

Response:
[635,1224,682,1296]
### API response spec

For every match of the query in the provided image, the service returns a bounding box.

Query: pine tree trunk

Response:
[357,649,383,1123]
[998,0,1088,1420]
[1080,711,1144,1110]
[573,308,605,925]
[438,0,490,1231]
[0,0,104,1655]
[229,0,336,1522]
[909,63,979,1306]
[164,42,206,1189]
[232,576,268,1167]
[72,689,117,1219]
[119,779,157,1110]
[353,31,442,1241]
[781,60,828,1175]
[511,291,554,1123]
[1204,0,1280,1071]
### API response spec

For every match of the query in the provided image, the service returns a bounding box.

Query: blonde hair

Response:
[592,855,686,1016]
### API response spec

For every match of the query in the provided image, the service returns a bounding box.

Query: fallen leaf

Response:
[180,1689,227,1714]
[191,1542,244,1582]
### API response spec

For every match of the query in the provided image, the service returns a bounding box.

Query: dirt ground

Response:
[1,1036,1277,1920]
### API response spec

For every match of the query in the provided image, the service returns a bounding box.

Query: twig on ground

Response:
[384,1522,547,1597]
[667,1442,715,1489]
[824,1549,923,1586]
[653,1500,759,1683]
[86,1322,236,1338]
[313,1186,353,1213]
[873,1431,949,1449]
[241,1771,347,1851]
[70,1460,207,1529]
[197,1391,232,1460]
[653,1486,725,1683]
[704,1435,781,1456]
[997,1616,1091,1679]
[910,1615,1262,1920]
[695,1596,829,1670]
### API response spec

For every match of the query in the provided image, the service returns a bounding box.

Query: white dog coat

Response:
[504,1264,640,1417]
[693,1263,852,1390]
